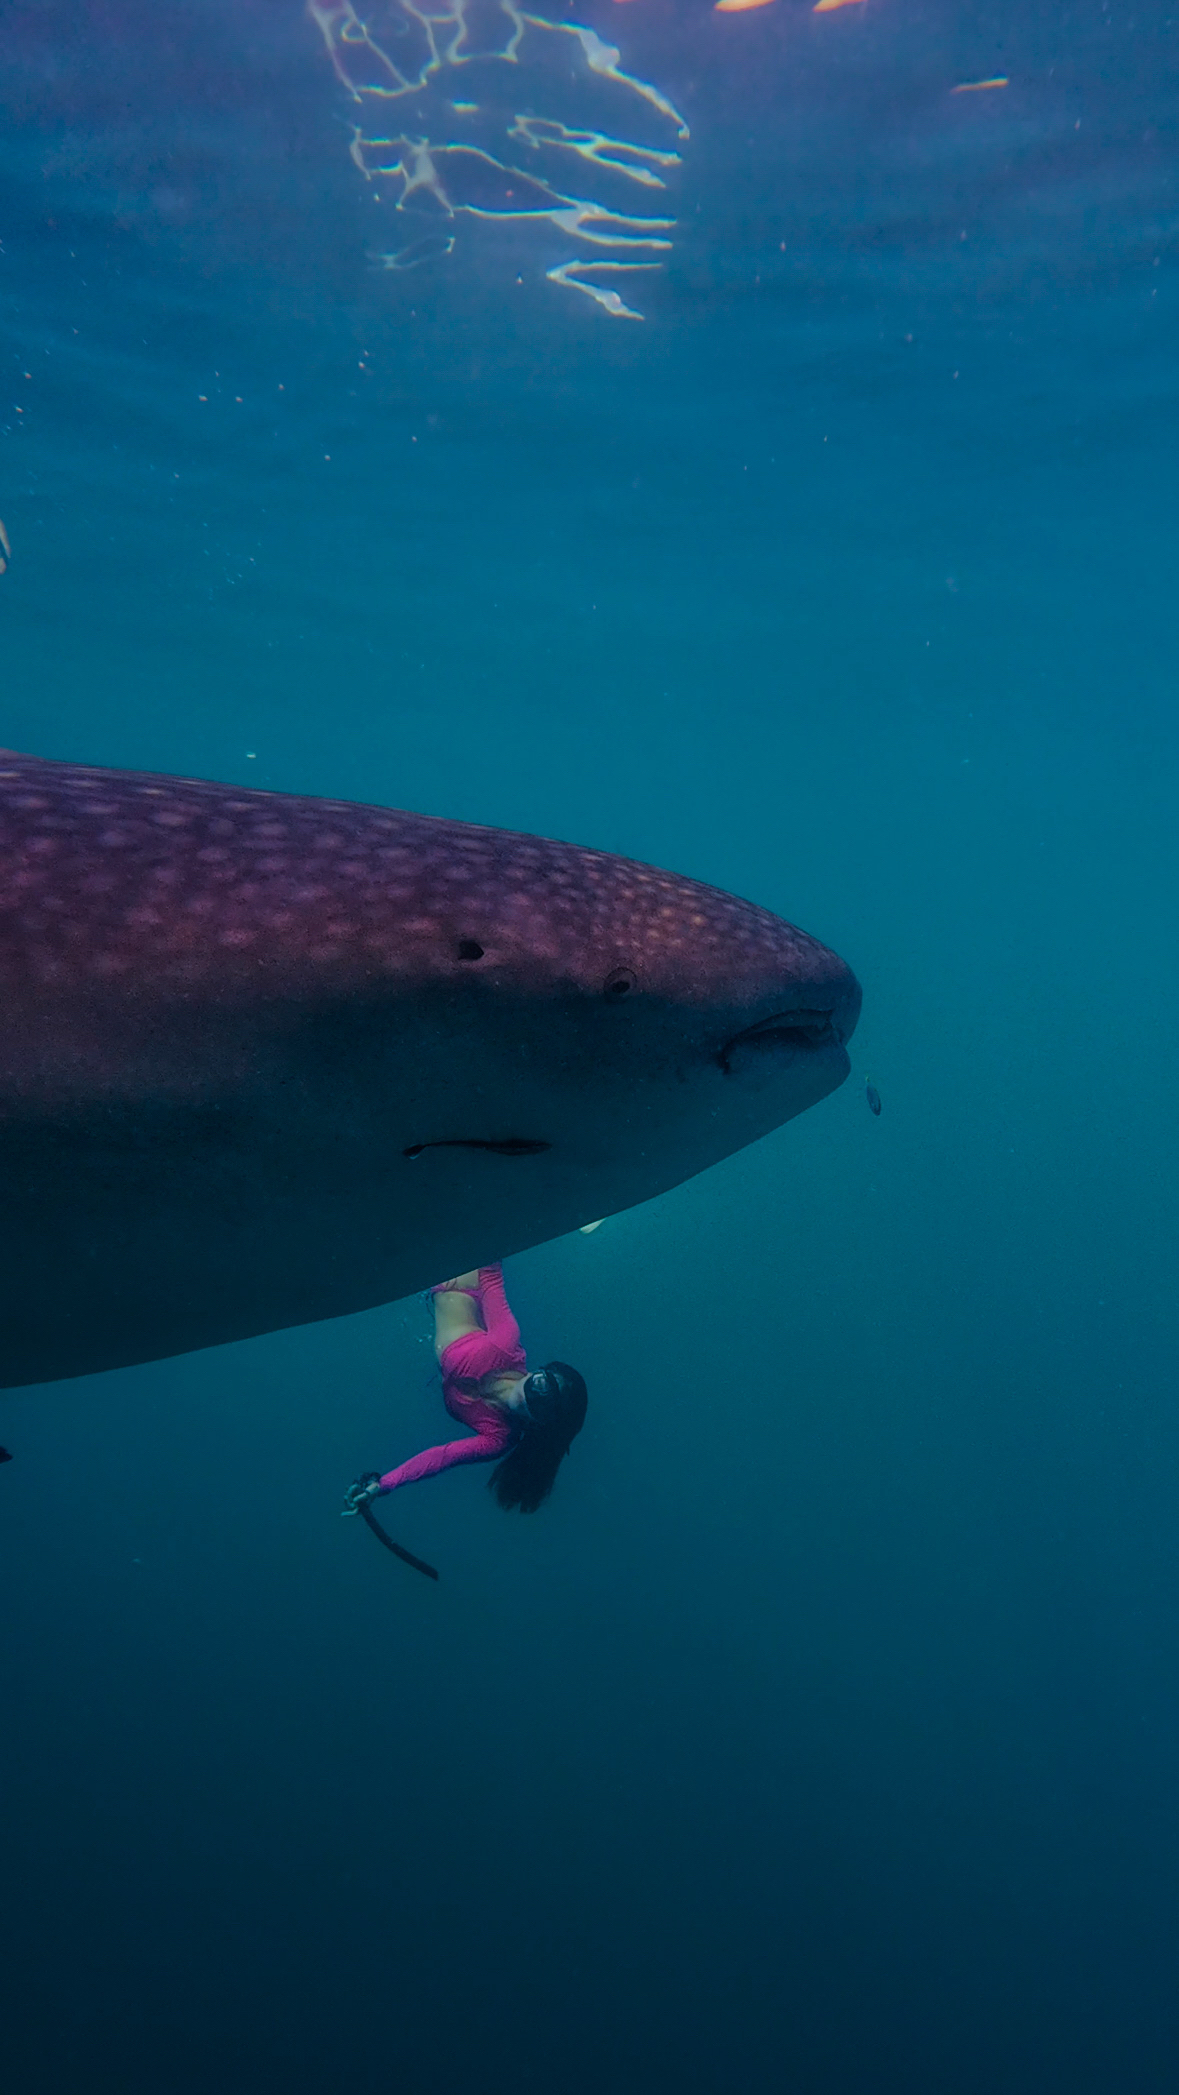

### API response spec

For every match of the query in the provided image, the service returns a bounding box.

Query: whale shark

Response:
[0,754,860,1388]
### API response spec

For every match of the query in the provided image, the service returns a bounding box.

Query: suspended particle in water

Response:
[865,1080,882,1117]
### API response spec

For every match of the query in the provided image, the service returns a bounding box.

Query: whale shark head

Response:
[0,756,860,1383]
[367,811,862,1239]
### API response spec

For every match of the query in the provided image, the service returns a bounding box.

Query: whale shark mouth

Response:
[403,1138,553,1160]
[718,1010,838,1077]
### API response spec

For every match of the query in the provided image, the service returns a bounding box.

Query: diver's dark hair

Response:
[489,1361,588,1514]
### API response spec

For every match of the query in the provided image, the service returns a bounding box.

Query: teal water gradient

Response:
[1,3,1177,2090]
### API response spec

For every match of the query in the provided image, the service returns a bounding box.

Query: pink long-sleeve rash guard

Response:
[377,1264,527,1495]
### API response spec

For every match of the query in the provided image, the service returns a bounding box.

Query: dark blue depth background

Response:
[1,3,1177,2089]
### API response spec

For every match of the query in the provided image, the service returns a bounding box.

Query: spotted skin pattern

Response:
[0,754,841,1015]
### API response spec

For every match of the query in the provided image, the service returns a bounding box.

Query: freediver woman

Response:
[343,1263,588,1563]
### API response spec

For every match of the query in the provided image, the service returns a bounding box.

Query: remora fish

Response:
[0,754,860,1388]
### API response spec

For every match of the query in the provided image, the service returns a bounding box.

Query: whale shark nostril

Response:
[718,1011,836,1076]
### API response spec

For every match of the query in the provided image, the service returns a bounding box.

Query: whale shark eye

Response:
[456,940,485,961]
[603,967,637,1000]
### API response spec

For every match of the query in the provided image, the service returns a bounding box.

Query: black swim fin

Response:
[359,1501,439,1580]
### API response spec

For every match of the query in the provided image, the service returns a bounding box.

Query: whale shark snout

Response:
[0,755,860,1387]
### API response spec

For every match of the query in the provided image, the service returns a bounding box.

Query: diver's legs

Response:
[431,1274,483,1364]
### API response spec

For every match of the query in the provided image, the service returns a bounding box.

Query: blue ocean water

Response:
[2,2,1177,2089]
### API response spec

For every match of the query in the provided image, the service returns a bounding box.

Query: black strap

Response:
[359,1500,440,1581]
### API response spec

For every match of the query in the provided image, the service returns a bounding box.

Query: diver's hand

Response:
[342,1471,383,1516]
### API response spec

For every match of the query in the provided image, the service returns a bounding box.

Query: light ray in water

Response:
[536,20,689,138]
[375,231,457,268]
[308,0,688,315]
[507,116,681,190]
[546,259,664,319]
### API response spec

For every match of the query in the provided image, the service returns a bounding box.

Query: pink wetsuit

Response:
[377,1263,527,1495]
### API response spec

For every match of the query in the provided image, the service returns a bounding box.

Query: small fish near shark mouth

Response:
[403,1138,553,1160]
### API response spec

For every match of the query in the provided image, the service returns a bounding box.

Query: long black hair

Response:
[489,1361,588,1513]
